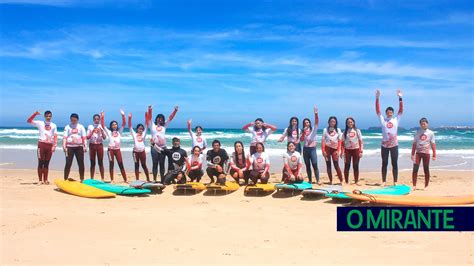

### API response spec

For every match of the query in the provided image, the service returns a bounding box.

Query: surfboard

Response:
[174,182,206,192]
[326,185,411,200]
[129,180,166,190]
[302,185,343,197]
[346,193,474,206]
[206,181,240,192]
[83,179,151,195]
[244,183,275,195]
[275,181,313,191]
[54,179,115,198]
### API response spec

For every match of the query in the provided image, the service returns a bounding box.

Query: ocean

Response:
[0,127,473,171]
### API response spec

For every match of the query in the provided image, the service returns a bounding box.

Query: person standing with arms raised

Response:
[242,119,277,155]
[147,105,178,183]
[375,89,403,186]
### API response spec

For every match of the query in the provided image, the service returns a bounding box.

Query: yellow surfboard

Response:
[55,179,116,198]
[174,182,206,191]
[206,181,240,192]
[244,183,275,194]
[346,193,474,206]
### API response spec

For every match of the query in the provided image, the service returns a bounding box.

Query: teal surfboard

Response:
[83,179,151,195]
[275,182,313,191]
[302,185,343,197]
[325,185,411,199]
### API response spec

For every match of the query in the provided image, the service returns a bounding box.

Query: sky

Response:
[0,0,473,129]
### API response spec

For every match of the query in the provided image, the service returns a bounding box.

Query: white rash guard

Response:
[247,127,274,146]
[63,124,87,147]
[322,127,342,150]
[104,127,124,150]
[249,152,270,172]
[283,150,303,170]
[130,128,147,152]
[342,128,363,150]
[87,124,104,145]
[30,120,57,144]
[378,114,401,148]
[302,126,318,147]
[413,129,435,154]
[281,127,302,143]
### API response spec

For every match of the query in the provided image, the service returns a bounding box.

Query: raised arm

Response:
[100,112,110,138]
[128,113,133,129]
[147,105,153,127]
[314,106,319,127]
[119,109,126,133]
[375,89,381,116]
[187,119,193,135]
[263,123,277,131]
[165,106,179,127]
[397,89,403,116]
[27,111,40,124]
[242,122,254,132]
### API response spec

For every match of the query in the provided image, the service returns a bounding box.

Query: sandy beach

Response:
[0,167,472,265]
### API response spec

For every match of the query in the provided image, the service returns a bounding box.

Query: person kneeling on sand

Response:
[248,142,271,185]
[163,137,188,185]
[282,142,304,183]
[206,140,229,185]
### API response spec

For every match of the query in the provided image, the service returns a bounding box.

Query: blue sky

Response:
[0,0,473,128]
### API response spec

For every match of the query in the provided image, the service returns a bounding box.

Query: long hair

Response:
[302,118,312,133]
[155,114,165,126]
[233,141,246,165]
[192,145,202,155]
[327,116,338,131]
[287,141,296,152]
[255,142,265,152]
[344,117,357,140]
[109,120,118,131]
[254,118,266,131]
[287,117,299,139]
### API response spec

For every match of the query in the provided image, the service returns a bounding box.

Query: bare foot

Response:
[381,182,386,187]
[423,186,428,191]
[355,182,361,186]
[412,186,416,191]
[44,181,50,185]
[317,181,322,185]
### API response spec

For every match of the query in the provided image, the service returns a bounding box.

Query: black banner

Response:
[337,206,474,231]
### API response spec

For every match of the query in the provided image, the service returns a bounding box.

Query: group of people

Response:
[27,89,436,190]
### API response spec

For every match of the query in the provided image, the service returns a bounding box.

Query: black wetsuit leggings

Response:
[151,146,166,183]
[64,146,85,181]
[381,146,398,183]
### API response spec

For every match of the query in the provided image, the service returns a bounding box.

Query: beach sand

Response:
[0,168,473,265]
